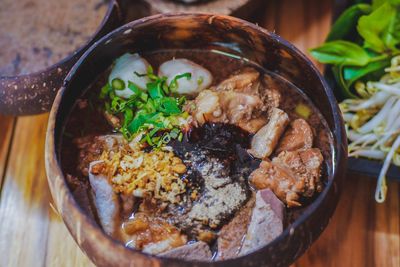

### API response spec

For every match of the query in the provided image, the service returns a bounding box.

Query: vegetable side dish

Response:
[60,49,333,260]
[311,0,400,202]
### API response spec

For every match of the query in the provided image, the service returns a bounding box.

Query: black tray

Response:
[330,0,400,181]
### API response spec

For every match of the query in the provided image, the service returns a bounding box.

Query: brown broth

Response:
[60,49,334,243]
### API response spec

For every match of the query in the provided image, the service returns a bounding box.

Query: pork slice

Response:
[248,108,289,159]
[262,74,281,109]
[273,148,323,197]
[276,119,313,154]
[219,91,265,133]
[216,195,256,260]
[249,160,300,206]
[216,68,261,94]
[237,116,268,135]
[249,148,324,207]
[160,241,212,261]
[188,89,225,125]
[239,189,284,256]
[88,160,120,237]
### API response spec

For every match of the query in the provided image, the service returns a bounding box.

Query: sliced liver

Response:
[239,189,284,256]
[88,160,120,237]
[216,195,256,260]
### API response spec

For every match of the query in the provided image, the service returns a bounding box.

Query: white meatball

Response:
[109,53,150,99]
[158,59,213,95]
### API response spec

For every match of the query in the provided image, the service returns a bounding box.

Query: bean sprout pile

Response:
[340,56,400,202]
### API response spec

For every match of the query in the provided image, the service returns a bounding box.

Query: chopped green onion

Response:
[169,73,192,92]
[148,82,165,99]
[100,61,190,147]
[197,76,204,85]
[100,84,111,99]
[111,78,125,90]
[128,81,142,94]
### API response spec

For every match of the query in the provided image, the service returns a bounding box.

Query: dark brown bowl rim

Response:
[0,0,118,79]
[46,12,347,266]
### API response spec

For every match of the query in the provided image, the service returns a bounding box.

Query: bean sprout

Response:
[342,55,400,202]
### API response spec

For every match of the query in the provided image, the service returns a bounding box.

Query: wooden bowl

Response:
[45,13,347,267]
[143,0,264,19]
[0,0,123,115]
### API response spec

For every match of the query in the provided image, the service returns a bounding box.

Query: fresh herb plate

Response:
[329,0,400,181]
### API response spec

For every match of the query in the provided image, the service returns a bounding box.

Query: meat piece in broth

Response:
[248,108,289,159]
[188,89,222,125]
[249,148,323,207]
[160,241,212,261]
[215,68,261,94]
[239,189,284,256]
[276,119,313,153]
[219,91,265,132]
[188,89,267,133]
[274,148,323,198]
[123,212,187,254]
[89,160,121,237]
[262,74,282,109]
[158,58,213,95]
[216,194,256,260]
[187,68,283,134]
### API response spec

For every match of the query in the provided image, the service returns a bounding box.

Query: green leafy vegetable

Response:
[311,0,400,98]
[111,78,125,90]
[327,4,372,41]
[100,63,191,147]
[169,73,192,92]
[357,3,398,52]
[310,40,370,66]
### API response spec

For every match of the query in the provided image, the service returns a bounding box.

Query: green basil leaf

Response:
[372,0,386,9]
[357,3,397,52]
[310,40,370,66]
[389,0,400,6]
[384,6,400,51]
[343,57,391,85]
[332,65,358,98]
[331,58,391,99]
[327,4,372,41]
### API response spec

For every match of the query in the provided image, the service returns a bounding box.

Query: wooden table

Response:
[0,1,399,266]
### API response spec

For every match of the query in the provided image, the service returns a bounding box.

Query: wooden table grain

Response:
[0,1,399,266]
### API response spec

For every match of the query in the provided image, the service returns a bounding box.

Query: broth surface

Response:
[60,49,334,257]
